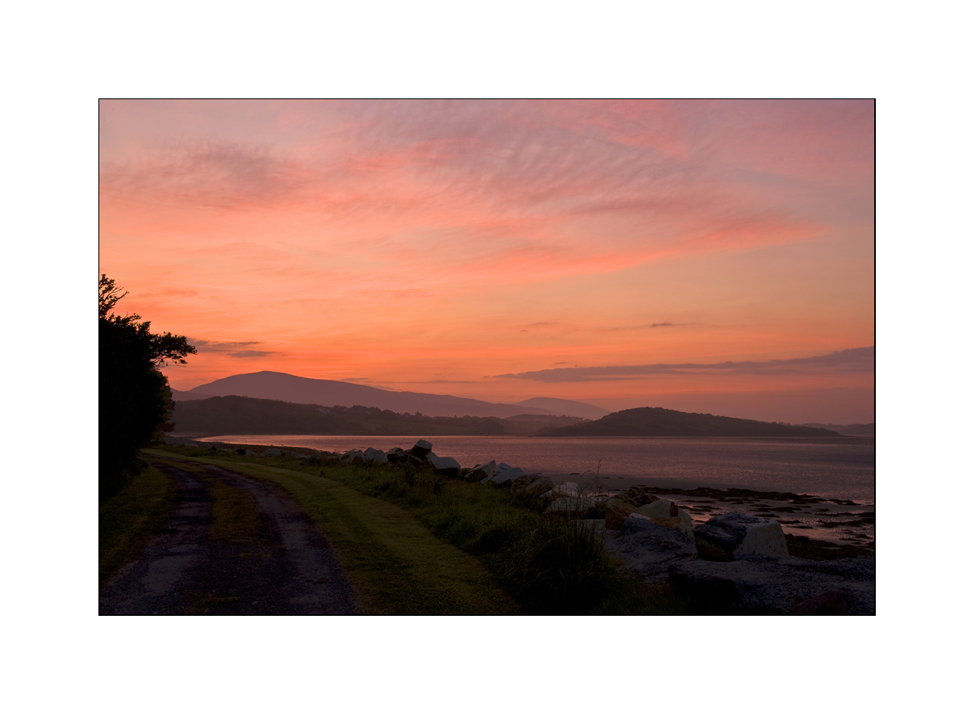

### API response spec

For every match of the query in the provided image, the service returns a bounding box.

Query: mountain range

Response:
[171,395,582,437]
[174,371,610,420]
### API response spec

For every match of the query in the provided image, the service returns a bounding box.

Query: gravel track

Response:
[100,461,357,615]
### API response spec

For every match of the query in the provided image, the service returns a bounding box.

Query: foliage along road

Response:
[99,458,357,615]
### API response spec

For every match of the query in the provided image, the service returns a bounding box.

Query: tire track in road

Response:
[99,460,357,615]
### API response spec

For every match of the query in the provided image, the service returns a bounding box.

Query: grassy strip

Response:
[152,456,267,546]
[145,449,520,614]
[99,463,177,588]
[155,446,689,614]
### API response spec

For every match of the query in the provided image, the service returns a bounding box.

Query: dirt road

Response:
[100,460,357,615]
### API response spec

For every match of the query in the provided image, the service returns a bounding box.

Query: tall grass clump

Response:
[299,459,629,613]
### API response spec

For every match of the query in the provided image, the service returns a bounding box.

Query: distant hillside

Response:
[171,395,584,437]
[171,389,216,402]
[801,422,875,436]
[541,406,841,437]
[182,371,557,419]
[514,397,611,420]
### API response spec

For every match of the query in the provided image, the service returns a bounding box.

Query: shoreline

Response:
[173,432,874,445]
[164,435,875,558]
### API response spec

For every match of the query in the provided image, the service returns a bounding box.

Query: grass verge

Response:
[99,463,176,588]
[154,446,689,614]
[144,449,520,614]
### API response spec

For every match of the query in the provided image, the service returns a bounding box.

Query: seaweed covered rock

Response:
[694,511,788,561]
[615,486,661,509]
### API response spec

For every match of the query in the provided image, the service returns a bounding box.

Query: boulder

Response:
[511,475,554,510]
[694,512,789,561]
[363,447,388,464]
[427,454,461,477]
[511,474,553,498]
[410,439,433,459]
[290,451,310,459]
[340,449,364,465]
[604,497,641,530]
[635,499,695,539]
[385,447,409,465]
[669,555,875,615]
[466,460,497,482]
[261,448,282,457]
[483,463,527,485]
[604,514,699,583]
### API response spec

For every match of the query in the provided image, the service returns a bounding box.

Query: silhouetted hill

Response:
[182,371,557,419]
[514,397,611,420]
[171,395,585,437]
[540,406,842,437]
[171,389,216,401]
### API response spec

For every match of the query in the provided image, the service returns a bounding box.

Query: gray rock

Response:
[290,451,310,459]
[426,454,461,477]
[604,514,699,583]
[261,448,282,457]
[410,439,433,459]
[483,463,527,485]
[694,511,788,561]
[363,447,388,464]
[668,555,875,615]
[467,460,497,482]
[604,497,641,530]
[340,450,364,465]
[511,474,553,498]
[385,447,408,465]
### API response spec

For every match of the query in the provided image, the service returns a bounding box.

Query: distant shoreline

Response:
[173,432,874,446]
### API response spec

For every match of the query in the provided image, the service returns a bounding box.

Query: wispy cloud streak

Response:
[191,339,276,358]
[493,347,874,382]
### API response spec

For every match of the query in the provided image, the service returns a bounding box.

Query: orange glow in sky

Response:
[99,99,874,424]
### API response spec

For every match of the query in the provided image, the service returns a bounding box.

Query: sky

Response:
[99,99,874,424]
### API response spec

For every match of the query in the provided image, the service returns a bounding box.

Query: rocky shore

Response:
[165,435,876,614]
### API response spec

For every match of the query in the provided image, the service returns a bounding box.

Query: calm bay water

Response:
[195,434,876,504]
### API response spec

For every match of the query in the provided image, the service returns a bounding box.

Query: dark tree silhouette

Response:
[99,274,196,499]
